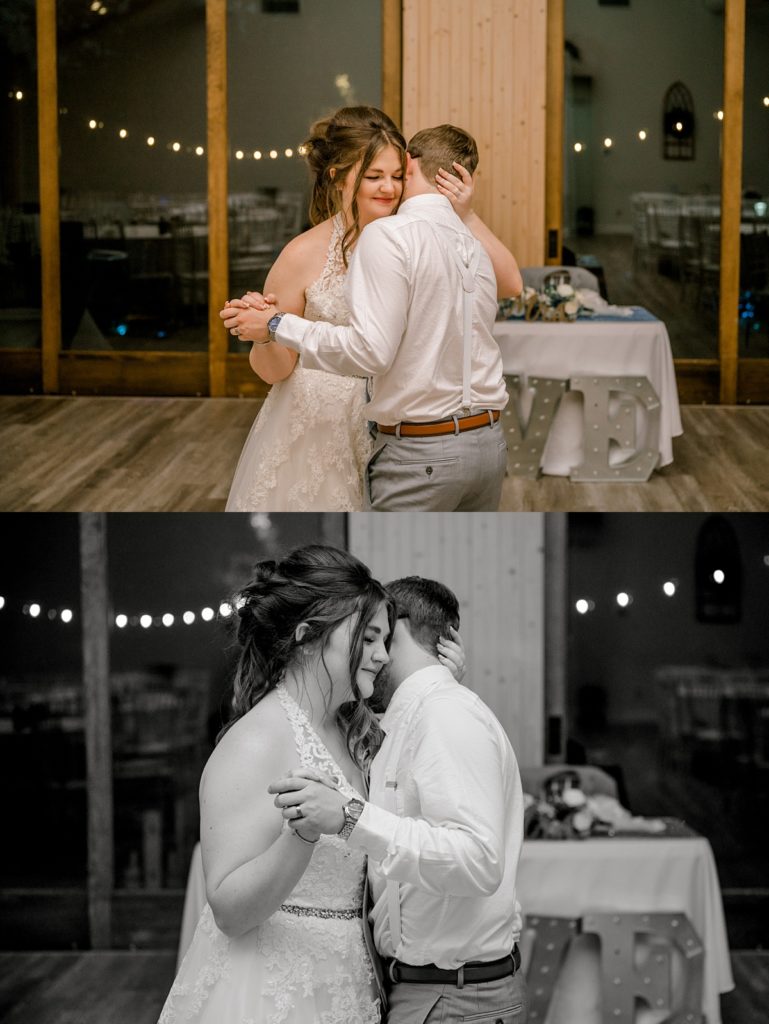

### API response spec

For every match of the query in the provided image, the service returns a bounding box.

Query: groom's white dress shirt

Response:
[275,194,508,426]
[347,665,524,970]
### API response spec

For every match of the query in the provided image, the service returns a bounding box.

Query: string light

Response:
[14,90,23,101]
[116,614,128,628]
[219,602,233,618]
[195,145,204,156]
[60,608,73,623]
[716,110,724,121]
[616,592,632,608]
[88,119,97,129]
[603,137,613,149]
[763,97,768,107]
[183,611,195,625]
[28,603,42,617]
[284,148,293,158]
[573,142,584,153]
[662,580,677,597]
[269,149,278,159]
[201,607,215,622]
[235,149,244,160]
[4,597,241,630]
[0,596,5,609]
[253,150,262,160]
[146,136,155,146]
[140,614,153,629]
[118,128,128,139]
[638,130,647,141]
[712,569,725,584]
[171,141,181,152]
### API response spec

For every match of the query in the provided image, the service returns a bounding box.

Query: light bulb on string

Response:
[638,130,647,141]
[60,608,73,623]
[162,613,174,627]
[616,592,632,609]
[201,607,215,621]
[0,596,5,610]
[140,614,152,629]
[115,614,128,628]
[183,611,195,625]
[662,580,677,597]
[269,150,278,159]
[29,603,41,618]
[219,602,233,618]
[712,569,725,584]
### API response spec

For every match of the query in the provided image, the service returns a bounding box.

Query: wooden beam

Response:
[382,0,402,127]
[79,513,113,949]
[545,0,564,265]
[207,0,228,397]
[544,512,568,761]
[36,0,61,393]
[719,0,745,404]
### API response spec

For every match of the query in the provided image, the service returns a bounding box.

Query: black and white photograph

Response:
[0,511,767,1023]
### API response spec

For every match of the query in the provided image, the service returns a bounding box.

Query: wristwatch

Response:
[267,311,285,343]
[337,797,365,840]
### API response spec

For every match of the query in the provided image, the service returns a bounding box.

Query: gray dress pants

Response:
[365,419,508,512]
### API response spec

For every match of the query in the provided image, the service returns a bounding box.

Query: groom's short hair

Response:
[385,576,460,657]
[407,124,479,182]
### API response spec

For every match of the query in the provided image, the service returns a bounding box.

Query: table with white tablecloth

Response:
[493,309,683,476]
[517,833,734,1024]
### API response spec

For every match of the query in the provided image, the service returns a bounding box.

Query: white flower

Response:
[564,299,580,316]
[522,286,538,300]
[561,787,587,808]
[556,282,575,298]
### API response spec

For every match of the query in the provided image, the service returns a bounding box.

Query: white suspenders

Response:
[425,221,482,415]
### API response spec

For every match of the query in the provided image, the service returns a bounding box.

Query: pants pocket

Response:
[460,1003,524,1023]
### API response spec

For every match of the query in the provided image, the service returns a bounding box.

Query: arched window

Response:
[663,81,695,160]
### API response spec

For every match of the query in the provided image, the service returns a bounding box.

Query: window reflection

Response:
[57,0,208,352]
[0,1,40,351]
[563,1,726,359]
[740,3,769,357]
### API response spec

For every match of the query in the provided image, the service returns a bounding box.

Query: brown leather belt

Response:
[386,946,521,987]
[377,410,500,437]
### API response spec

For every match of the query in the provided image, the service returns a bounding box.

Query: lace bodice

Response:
[303,214,351,326]
[225,214,373,512]
[275,684,367,910]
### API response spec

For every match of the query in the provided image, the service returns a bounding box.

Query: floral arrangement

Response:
[498,281,595,322]
[523,770,667,840]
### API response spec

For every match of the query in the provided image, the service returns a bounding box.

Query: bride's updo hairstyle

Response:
[221,544,394,768]
[303,105,407,266]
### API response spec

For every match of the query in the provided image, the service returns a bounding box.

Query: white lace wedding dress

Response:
[225,215,372,511]
[158,684,379,1024]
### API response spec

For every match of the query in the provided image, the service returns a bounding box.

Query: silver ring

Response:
[294,807,304,819]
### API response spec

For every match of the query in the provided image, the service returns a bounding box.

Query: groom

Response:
[269,575,527,1024]
[229,125,510,512]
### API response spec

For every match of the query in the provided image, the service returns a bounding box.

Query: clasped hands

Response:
[268,768,353,843]
[219,290,277,344]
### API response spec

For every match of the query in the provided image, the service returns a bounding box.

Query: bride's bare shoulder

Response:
[275,218,334,274]
[201,691,294,792]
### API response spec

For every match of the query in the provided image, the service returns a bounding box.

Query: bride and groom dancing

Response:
[221,108,522,512]
[159,545,527,1024]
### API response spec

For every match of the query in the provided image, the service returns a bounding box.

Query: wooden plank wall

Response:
[401,0,548,265]
[348,512,545,766]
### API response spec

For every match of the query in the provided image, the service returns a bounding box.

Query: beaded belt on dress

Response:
[280,903,362,920]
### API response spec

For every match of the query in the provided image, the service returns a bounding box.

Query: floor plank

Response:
[0,396,767,511]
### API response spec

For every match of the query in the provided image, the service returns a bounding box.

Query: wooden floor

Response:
[1,395,767,511]
[0,949,765,1023]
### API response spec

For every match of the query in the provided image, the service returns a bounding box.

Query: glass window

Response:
[57,0,208,353]
[0,514,84,889]
[563,0,724,360]
[0,2,41,351]
[226,0,381,352]
[740,4,769,358]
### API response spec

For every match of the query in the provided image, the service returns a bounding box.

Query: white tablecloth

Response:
[518,835,734,1024]
[493,311,683,475]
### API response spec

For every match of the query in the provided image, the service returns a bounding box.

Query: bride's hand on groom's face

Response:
[437,625,466,683]
[268,775,347,837]
[435,162,474,220]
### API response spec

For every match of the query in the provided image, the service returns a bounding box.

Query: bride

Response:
[157,545,465,1023]
[223,105,522,512]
